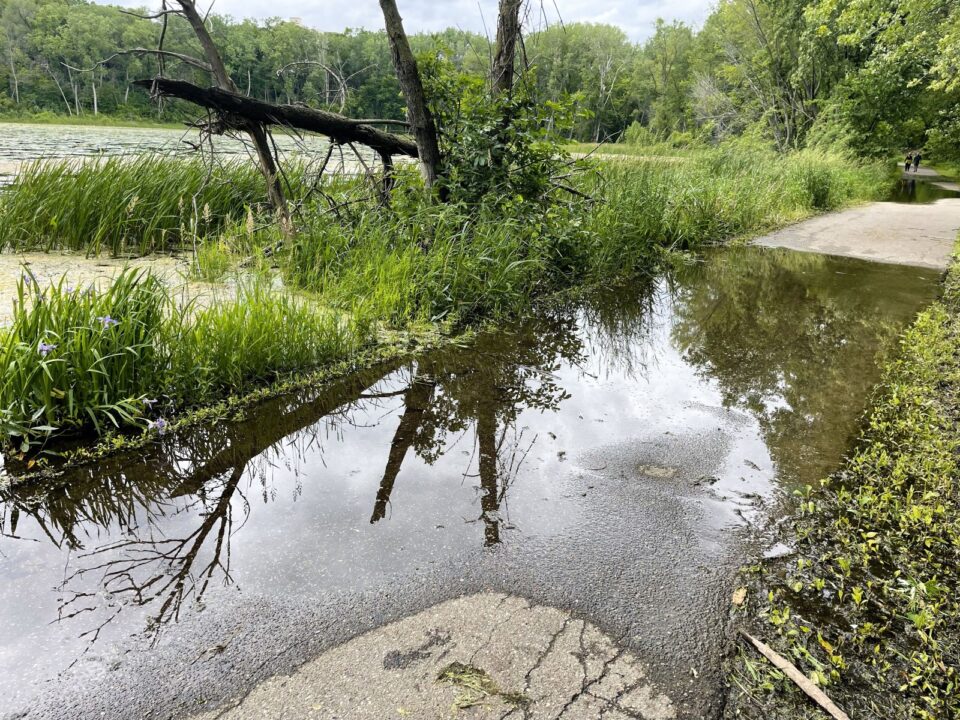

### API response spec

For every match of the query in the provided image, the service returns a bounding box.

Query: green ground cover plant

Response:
[727,240,960,719]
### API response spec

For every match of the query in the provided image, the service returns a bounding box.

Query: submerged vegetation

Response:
[727,240,960,719]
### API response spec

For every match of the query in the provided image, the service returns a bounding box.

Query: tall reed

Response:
[0,156,291,256]
[0,270,362,448]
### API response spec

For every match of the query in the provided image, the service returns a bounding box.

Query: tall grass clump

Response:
[0,270,364,449]
[584,145,887,262]
[282,191,565,328]
[0,155,301,256]
[0,270,168,448]
[281,145,886,332]
[169,281,363,399]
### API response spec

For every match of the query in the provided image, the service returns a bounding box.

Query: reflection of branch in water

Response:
[371,377,437,523]
[57,463,247,648]
[0,363,404,658]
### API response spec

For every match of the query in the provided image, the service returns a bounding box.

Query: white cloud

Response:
[98,0,714,42]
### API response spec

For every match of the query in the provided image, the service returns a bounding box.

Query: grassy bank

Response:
[0,270,361,451]
[0,145,889,452]
[726,240,960,719]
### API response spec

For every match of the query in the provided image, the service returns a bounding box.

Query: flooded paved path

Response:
[0,247,940,720]
[754,180,960,269]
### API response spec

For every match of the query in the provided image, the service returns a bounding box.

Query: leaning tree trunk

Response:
[173,0,291,233]
[491,0,523,96]
[378,0,443,190]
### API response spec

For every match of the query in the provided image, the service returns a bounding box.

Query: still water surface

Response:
[0,246,941,717]
[0,122,353,183]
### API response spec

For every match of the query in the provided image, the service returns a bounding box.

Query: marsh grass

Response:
[281,147,888,332]
[0,269,363,447]
[190,237,237,282]
[0,156,284,255]
[0,269,168,446]
[0,145,888,448]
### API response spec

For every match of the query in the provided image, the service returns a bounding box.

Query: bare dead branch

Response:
[62,49,212,75]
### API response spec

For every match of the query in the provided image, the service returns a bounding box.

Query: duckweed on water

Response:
[727,240,960,719]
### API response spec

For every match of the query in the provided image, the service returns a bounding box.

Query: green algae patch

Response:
[437,661,531,711]
[727,243,960,719]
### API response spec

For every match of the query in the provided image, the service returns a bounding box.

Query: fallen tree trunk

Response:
[134,77,419,159]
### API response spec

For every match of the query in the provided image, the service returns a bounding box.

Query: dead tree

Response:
[492,0,524,95]
[378,0,444,190]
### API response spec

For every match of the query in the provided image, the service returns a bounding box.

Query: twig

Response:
[742,633,850,720]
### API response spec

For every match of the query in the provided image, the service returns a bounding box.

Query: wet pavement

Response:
[0,247,941,720]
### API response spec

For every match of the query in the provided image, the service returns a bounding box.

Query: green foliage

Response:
[0,269,167,445]
[1,0,957,158]
[0,144,885,449]
[168,281,359,400]
[190,237,237,282]
[419,52,580,208]
[0,269,360,448]
[0,156,282,255]
[729,241,960,719]
[283,146,885,332]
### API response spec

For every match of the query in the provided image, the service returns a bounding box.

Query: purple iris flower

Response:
[148,418,167,434]
[143,397,157,409]
[38,341,57,357]
[97,315,120,328]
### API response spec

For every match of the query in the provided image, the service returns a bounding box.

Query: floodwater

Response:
[890,175,960,203]
[0,122,365,183]
[0,247,942,719]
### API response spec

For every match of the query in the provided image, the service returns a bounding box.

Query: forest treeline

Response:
[0,0,957,159]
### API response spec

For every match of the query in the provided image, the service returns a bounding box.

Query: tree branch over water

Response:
[134,78,420,159]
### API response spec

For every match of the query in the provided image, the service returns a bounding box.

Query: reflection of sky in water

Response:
[0,247,940,710]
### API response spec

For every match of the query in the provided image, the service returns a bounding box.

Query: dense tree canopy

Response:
[0,0,957,159]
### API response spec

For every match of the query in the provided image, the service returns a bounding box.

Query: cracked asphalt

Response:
[191,593,677,720]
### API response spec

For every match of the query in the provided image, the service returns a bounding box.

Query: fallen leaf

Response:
[732,587,748,606]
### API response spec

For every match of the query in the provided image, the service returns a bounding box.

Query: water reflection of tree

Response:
[370,307,586,545]
[670,247,931,484]
[0,363,403,646]
[0,304,591,651]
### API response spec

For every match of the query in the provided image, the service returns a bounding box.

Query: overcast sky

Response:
[98,0,715,42]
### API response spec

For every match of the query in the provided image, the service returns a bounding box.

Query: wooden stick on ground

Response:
[743,632,851,720]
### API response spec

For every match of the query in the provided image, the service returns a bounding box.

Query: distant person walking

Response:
[913,151,922,172]
[905,152,914,172]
